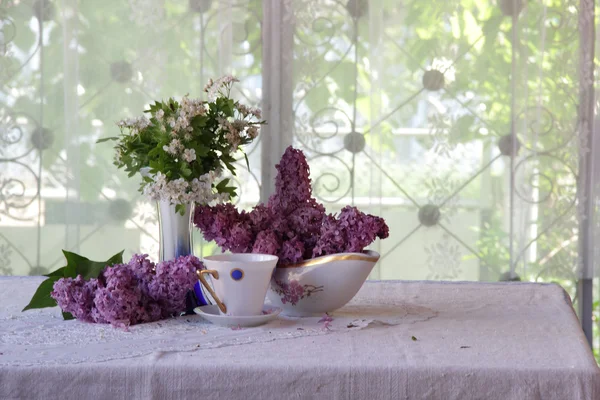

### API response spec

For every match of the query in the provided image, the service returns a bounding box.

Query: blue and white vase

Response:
[157,200,209,307]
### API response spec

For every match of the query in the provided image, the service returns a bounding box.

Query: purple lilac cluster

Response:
[51,254,200,328]
[312,206,389,256]
[194,146,389,264]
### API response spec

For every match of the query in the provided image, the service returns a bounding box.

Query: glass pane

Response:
[0,0,262,275]
[289,0,582,286]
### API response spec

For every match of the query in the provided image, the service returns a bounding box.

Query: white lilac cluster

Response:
[165,96,205,135]
[218,117,258,149]
[154,95,209,157]
[182,148,196,162]
[204,75,240,100]
[236,103,262,120]
[143,171,229,205]
[114,148,124,164]
[201,76,263,150]
[109,75,264,209]
[116,116,151,134]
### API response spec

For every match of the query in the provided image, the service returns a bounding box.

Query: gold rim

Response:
[277,251,380,269]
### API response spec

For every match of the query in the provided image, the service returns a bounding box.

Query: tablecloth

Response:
[1,277,599,400]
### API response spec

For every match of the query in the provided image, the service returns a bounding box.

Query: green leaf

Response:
[175,204,186,215]
[214,177,237,199]
[23,250,126,318]
[44,266,67,277]
[62,249,125,280]
[191,115,207,130]
[411,336,418,341]
[243,152,250,170]
[215,178,231,191]
[181,165,192,177]
[22,277,61,311]
[223,186,237,199]
[194,143,210,157]
[62,312,74,320]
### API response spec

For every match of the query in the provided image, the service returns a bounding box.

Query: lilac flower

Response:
[51,254,205,328]
[148,255,200,317]
[318,314,334,330]
[94,263,145,328]
[193,146,389,264]
[318,314,333,323]
[311,215,347,257]
[313,206,389,257]
[287,203,325,236]
[252,230,281,255]
[51,276,98,322]
[279,237,305,264]
[247,204,273,233]
[225,221,254,253]
[286,280,305,304]
[194,204,253,252]
[128,253,156,294]
[267,146,314,214]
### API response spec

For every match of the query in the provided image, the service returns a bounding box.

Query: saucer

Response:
[193,305,282,327]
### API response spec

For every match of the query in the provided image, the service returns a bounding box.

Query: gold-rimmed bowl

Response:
[266,251,380,317]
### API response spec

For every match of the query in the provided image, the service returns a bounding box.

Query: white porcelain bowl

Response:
[266,251,380,317]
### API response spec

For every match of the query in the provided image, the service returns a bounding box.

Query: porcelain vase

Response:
[157,200,209,307]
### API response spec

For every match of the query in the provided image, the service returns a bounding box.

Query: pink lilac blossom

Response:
[267,146,315,214]
[51,254,203,328]
[193,146,389,264]
[194,203,253,252]
[312,206,389,257]
[148,255,200,317]
[252,230,281,255]
[128,253,155,295]
[51,276,98,322]
[279,237,305,264]
[276,280,305,305]
[94,264,147,329]
[318,314,333,330]
[248,204,274,233]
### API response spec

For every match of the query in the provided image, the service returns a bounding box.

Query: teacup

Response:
[197,253,278,316]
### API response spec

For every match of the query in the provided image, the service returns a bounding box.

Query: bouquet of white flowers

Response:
[98,76,264,214]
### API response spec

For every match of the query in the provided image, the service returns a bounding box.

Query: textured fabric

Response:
[0,277,435,366]
[1,278,599,400]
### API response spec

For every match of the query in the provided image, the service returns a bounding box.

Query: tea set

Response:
[193,251,380,327]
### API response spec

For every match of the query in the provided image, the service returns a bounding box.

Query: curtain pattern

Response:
[0,0,263,273]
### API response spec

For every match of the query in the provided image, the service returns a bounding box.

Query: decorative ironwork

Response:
[422,70,445,92]
[32,0,55,22]
[110,61,134,83]
[288,0,588,305]
[498,0,525,17]
[0,0,263,275]
[189,0,213,14]
[498,135,520,156]
[418,204,441,227]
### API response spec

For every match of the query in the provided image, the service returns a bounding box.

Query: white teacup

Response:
[197,253,278,316]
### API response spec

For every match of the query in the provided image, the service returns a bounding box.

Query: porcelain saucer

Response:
[193,305,282,327]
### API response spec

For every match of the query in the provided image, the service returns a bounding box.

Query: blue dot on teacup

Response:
[230,268,244,281]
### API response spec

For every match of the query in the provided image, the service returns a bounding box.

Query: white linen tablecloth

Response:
[0,277,599,400]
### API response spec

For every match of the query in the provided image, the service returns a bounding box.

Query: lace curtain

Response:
[0,0,597,347]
